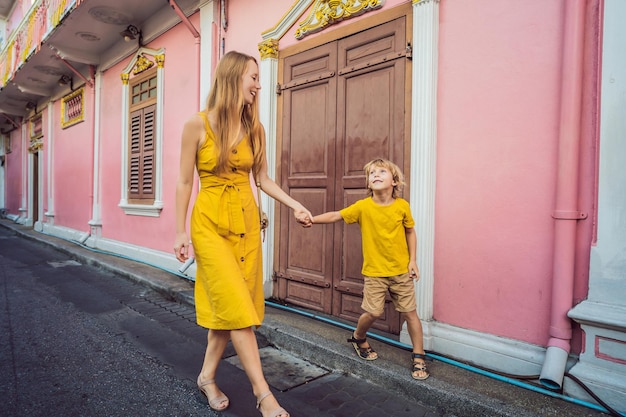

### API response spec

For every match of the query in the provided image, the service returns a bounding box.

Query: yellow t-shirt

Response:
[340,197,415,277]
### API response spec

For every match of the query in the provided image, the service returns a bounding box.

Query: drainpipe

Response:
[168,0,201,109]
[539,0,587,390]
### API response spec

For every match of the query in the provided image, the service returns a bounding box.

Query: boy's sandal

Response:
[411,353,430,380]
[347,335,378,361]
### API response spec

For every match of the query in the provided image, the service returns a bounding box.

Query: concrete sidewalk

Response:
[1,219,610,417]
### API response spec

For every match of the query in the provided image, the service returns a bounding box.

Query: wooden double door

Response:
[275,17,409,334]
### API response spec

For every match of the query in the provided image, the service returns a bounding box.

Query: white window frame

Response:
[118,47,165,217]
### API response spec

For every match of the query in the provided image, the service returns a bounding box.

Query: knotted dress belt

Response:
[201,177,248,237]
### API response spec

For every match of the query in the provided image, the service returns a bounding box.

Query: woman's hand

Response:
[174,232,192,262]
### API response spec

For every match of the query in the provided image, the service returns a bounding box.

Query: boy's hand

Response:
[409,262,420,281]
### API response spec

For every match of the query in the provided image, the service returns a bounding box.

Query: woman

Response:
[174,51,311,417]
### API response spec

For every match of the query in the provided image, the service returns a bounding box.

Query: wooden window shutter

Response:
[128,104,156,200]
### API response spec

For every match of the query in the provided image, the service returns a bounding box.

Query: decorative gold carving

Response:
[28,140,43,153]
[132,54,155,75]
[155,54,165,68]
[258,39,280,60]
[295,0,384,39]
[121,73,130,85]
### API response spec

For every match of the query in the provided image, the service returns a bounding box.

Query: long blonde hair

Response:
[205,51,265,178]
[363,158,405,198]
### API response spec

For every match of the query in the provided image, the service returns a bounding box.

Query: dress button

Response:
[240,257,245,262]
[240,234,245,238]
[232,167,237,172]
[233,149,238,154]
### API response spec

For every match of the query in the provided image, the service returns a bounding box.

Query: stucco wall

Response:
[3,128,23,214]
[96,13,200,253]
[435,1,566,345]
[51,87,95,230]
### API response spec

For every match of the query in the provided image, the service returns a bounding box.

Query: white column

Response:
[259,55,279,296]
[89,72,102,229]
[199,1,216,109]
[410,0,439,327]
[45,101,54,223]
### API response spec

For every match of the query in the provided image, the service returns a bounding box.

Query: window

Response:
[30,114,43,138]
[61,87,85,128]
[118,48,165,217]
[128,69,156,203]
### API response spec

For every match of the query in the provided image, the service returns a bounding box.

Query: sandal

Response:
[256,391,290,417]
[347,334,378,361]
[197,376,230,411]
[411,353,430,380]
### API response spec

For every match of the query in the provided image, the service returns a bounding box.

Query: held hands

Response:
[294,206,313,228]
[174,232,192,262]
[409,262,420,282]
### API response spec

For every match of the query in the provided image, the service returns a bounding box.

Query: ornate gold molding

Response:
[28,140,43,153]
[121,73,130,85]
[258,39,280,60]
[155,54,165,68]
[132,54,155,75]
[295,0,384,40]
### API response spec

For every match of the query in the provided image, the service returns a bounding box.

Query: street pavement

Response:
[0,219,613,417]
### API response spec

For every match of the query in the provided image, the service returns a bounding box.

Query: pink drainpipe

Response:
[539,0,588,389]
[168,0,201,109]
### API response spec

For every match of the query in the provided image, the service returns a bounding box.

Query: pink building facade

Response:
[0,0,624,412]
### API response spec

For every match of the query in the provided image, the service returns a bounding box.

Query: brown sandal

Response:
[347,334,378,361]
[411,353,430,380]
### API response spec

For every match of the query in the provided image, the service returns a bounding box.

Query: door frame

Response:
[273,4,413,330]
[274,2,414,276]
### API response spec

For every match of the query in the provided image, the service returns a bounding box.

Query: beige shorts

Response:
[361,273,417,315]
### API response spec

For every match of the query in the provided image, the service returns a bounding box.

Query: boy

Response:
[312,158,429,380]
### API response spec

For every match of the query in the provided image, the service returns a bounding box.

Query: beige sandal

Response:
[197,376,229,411]
[256,391,290,417]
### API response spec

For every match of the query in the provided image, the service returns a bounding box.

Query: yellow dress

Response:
[190,112,264,330]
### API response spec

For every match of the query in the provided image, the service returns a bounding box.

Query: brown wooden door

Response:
[276,17,408,334]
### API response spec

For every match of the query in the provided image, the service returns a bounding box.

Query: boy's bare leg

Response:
[350,311,380,360]
[402,310,429,379]
[354,311,378,340]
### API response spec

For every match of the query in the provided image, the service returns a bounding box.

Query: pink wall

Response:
[224,0,406,56]
[3,128,23,214]
[52,87,95,230]
[97,14,200,253]
[433,0,597,346]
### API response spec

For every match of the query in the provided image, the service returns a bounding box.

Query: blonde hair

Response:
[363,158,405,198]
[204,51,265,178]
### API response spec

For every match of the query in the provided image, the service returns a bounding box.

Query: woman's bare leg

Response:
[230,327,288,416]
[198,329,230,404]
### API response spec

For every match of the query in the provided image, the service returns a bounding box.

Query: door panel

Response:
[277,17,407,334]
[334,19,406,333]
[277,43,337,313]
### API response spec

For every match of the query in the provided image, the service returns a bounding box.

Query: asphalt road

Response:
[0,227,439,417]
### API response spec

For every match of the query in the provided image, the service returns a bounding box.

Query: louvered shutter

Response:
[128,104,156,200]
[141,105,155,198]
